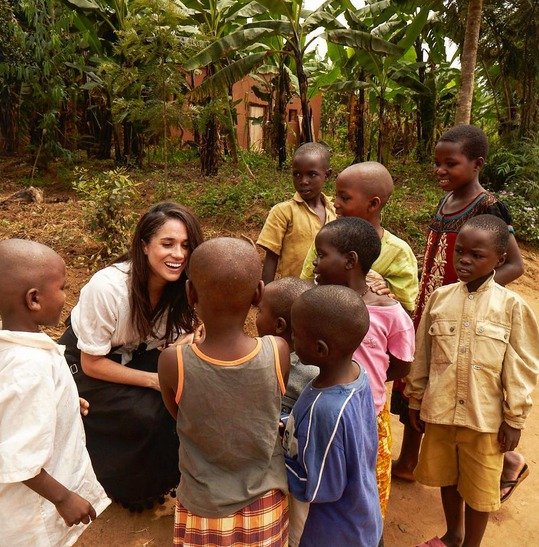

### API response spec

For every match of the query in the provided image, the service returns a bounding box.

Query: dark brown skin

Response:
[23,470,96,526]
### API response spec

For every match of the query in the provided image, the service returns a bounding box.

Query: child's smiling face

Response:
[292,153,330,203]
[313,230,349,286]
[453,226,506,292]
[434,141,484,193]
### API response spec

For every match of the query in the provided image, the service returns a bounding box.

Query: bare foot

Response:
[392,459,415,482]
[500,451,529,502]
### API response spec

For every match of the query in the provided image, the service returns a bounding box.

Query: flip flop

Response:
[500,463,530,503]
[416,536,446,547]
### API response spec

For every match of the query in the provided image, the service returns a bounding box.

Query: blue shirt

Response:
[283,366,382,546]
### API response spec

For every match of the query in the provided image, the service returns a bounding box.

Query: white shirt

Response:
[0,330,110,546]
[70,262,168,364]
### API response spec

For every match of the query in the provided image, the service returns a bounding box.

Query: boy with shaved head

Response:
[0,239,109,546]
[255,277,317,415]
[283,284,382,546]
[159,237,290,546]
[301,161,418,313]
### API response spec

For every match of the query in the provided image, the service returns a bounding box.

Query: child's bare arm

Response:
[386,353,411,382]
[494,235,524,285]
[262,250,279,285]
[275,336,291,388]
[23,469,96,526]
[158,346,179,419]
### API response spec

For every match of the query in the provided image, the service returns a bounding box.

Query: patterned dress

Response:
[413,191,513,326]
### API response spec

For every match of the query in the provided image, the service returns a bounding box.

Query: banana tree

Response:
[183,0,345,148]
[176,0,272,174]
[325,0,433,162]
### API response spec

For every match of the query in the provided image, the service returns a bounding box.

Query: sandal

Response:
[500,463,529,503]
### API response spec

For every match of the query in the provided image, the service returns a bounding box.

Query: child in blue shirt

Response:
[283,284,382,547]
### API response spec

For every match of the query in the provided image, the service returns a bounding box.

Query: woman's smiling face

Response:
[143,218,190,286]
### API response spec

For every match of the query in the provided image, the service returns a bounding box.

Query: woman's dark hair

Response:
[124,202,203,343]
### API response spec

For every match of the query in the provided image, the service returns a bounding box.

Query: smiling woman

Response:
[58,202,204,511]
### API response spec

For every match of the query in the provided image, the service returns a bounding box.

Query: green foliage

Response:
[382,160,442,253]
[72,167,140,259]
[496,191,539,246]
[482,138,539,245]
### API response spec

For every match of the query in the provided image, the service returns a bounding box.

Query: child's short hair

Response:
[438,124,489,160]
[461,214,510,255]
[188,237,261,311]
[293,285,370,354]
[0,238,60,296]
[293,142,331,167]
[320,217,381,274]
[265,277,312,326]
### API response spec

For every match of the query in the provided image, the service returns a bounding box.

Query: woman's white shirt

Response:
[70,262,168,364]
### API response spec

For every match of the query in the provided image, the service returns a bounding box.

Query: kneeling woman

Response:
[60,202,203,510]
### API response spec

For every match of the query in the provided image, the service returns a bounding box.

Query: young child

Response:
[158,237,291,546]
[405,215,539,547]
[255,277,317,415]
[300,161,418,313]
[257,142,336,284]
[0,239,110,546]
[392,124,526,489]
[312,217,415,522]
[283,284,382,546]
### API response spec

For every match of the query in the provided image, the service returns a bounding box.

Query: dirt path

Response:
[75,248,539,546]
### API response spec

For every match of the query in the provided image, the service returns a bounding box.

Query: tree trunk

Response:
[200,113,220,176]
[353,81,366,163]
[377,86,385,163]
[455,0,484,124]
[294,51,313,143]
[0,85,19,154]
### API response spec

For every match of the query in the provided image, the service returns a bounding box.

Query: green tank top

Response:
[175,336,288,517]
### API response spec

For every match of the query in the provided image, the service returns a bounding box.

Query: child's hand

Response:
[79,398,89,417]
[55,490,96,526]
[409,409,425,433]
[498,421,521,452]
[366,270,395,299]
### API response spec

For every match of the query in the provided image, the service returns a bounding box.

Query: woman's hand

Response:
[148,372,161,392]
[79,398,89,416]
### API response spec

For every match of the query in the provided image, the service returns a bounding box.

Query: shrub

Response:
[72,167,139,260]
[483,138,539,244]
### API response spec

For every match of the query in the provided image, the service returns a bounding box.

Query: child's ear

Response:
[186,279,198,307]
[325,168,333,180]
[316,339,329,357]
[369,196,382,212]
[475,157,485,170]
[496,252,507,269]
[252,280,264,307]
[25,288,41,312]
[276,316,287,335]
[345,251,359,270]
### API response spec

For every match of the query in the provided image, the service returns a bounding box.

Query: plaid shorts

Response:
[174,489,288,546]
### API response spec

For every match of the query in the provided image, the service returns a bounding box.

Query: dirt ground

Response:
[1,179,538,546]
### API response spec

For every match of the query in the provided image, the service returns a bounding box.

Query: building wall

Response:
[178,74,322,151]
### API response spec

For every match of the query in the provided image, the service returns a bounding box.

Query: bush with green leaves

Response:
[73,167,139,260]
[482,138,539,244]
